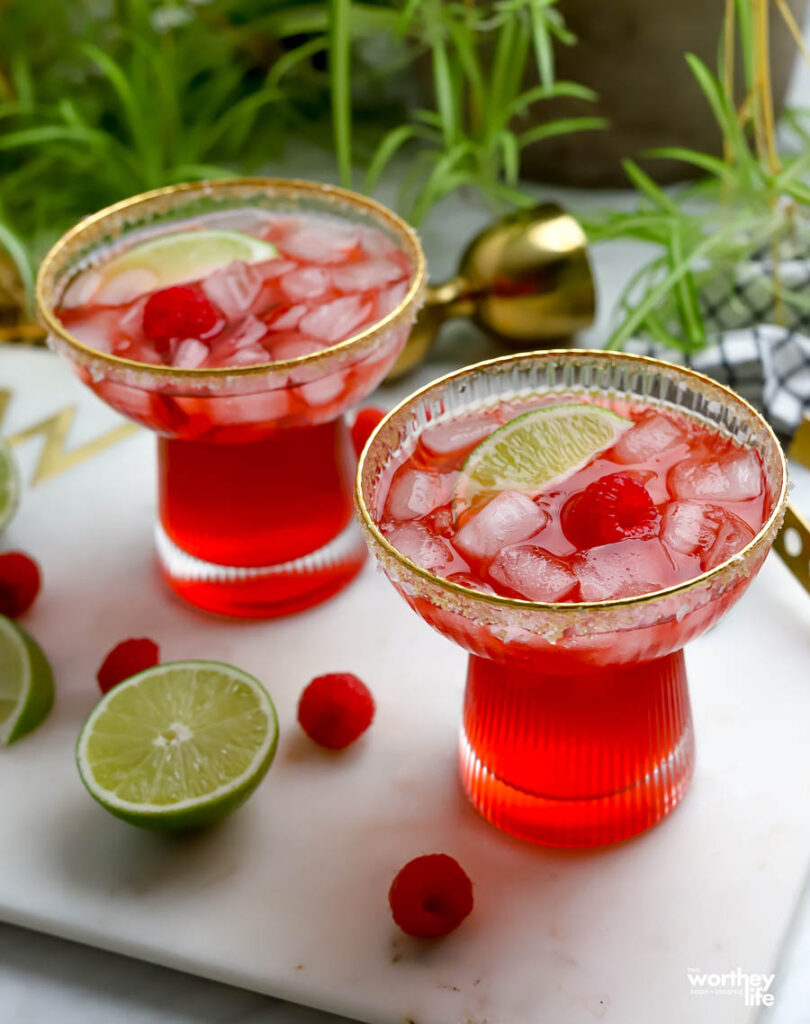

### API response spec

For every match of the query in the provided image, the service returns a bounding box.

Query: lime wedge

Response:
[77,661,278,831]
[99,229,278,290]
[0,439,20,533]
[453,402,633,512]
[0,616,54,746]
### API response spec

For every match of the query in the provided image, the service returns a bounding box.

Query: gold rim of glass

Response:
[355,348,788,613]
[36,177,426,379]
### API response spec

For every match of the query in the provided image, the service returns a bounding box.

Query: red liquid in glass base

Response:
[461,651,695,847]
[157,417,365,617]
[376,394,770,845]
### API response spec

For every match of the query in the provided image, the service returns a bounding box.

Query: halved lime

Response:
[99,229,278,290]
[453,402,633,512]
[76,661,278,831]
[0,439,20,533]
[0,615,54,746]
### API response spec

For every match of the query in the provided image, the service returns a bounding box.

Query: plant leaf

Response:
[329,0,352,187]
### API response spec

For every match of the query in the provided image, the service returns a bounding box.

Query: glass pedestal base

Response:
[155,518,366,618]
[459,649,695,847]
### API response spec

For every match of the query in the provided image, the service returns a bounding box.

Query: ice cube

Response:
[96,268,159,305]
[270,334,323,362]
[209,315,269,365]
[613,413,685,464]
[222,344,270,367]
[663,502,755,569]
[703,511,755,570]
[280,267,330,301]
[252,258,297,279]
[172,338,209,369]
[660,501,716,556]
[203,261,263,319]
[668,449,762,502]
[299,295,372,342]
[377,281,409,318]
[332,259,404,293]
[300,372,345,407]
[192,208,275,235]
[385,469,452,521]
[489,545,578,602]
[66,313,113,353]
[574,538,678,601]
[422,408,500,456]
[358,225,399,259]
[281,222,360,264]
[445,571,496,595]
[116,296,147,337]
[61,268,102,308]
[385,522,460,575]
[454,491,548,564]
[269,304,307,331]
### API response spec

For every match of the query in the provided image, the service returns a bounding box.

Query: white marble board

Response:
[1,346,809,1024]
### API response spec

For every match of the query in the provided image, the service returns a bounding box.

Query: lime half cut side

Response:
[77,661,278,831]
[0,615,54,746]
[453,402,633,513]
[99,229,279,291]
[0,439,20,533]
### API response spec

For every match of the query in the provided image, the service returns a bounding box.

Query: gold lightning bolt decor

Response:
[0,388,139,486]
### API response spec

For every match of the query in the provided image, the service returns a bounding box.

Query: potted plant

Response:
[585,0,810,353]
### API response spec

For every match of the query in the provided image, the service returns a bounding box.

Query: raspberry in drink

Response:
[357,352,786,847]
[39,181,423,617]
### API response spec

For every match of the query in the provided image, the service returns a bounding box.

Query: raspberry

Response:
[0,552,41,617]
[297,672,375,749]
[562,472,660,549]
[97,638,160,694]
[142,286,222,349]
[351,407,386,457]
[388,854,474,938]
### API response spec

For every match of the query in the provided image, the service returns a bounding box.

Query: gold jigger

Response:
[386,202,596,380]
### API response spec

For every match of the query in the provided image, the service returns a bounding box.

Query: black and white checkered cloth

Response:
[626,324,810,442]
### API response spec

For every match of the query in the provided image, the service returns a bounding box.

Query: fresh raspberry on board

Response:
[297,672,375,749]
[351,407,386,457]
[562,472,660,549]
[389,854,474,938]
[142,286,222,348]
[0,552,41,618]
[97,638,160,694]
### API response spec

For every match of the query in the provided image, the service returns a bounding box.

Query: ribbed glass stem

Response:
[460,650,695,847]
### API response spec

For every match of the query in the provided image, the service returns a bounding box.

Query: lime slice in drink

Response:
[453,402,633,512]
[77,661,278,831]
[99,229,278,291]
[0,616,54,746]
[0,439,20,533]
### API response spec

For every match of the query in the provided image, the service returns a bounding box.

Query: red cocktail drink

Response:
[37,180,424,617]
[356,352,787,846]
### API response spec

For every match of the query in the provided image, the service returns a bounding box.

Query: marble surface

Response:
[2,344,810,1024]
[4,50,810,1024]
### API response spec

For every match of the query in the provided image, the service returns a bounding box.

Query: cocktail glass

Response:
[356,351,787,847]
[37,179,425,617]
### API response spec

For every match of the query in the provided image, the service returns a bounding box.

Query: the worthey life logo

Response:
[686,967,776,1007]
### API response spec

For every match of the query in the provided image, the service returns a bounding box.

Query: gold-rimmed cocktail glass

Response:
[356,350,787,847]
[37,179,425,617]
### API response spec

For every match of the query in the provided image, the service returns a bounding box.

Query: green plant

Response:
[362,0,606,222]
[0,0,600,317]
[584,0,810,352]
